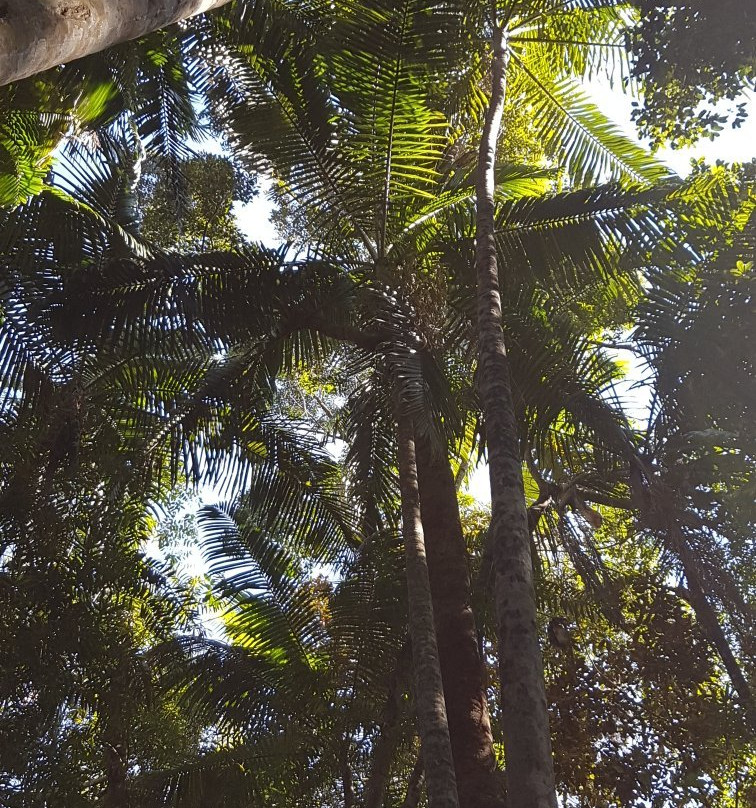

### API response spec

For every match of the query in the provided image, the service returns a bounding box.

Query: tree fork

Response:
[474,21,557,808]
[0,0,232,87]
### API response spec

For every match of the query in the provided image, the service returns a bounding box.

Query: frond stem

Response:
[509,36,623,48]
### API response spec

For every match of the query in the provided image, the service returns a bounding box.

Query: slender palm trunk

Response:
[103,737,129,808]
[416,437,504,808]
[0,0,232,87]
[340,738,355,808]
[102,688,129,808]
[474,24,557,808]
[396,413,459,808]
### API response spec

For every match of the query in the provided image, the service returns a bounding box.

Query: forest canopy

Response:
[0,3,754,808]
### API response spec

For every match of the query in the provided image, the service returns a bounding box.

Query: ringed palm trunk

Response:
[474,25,557,808]
[0,0,232,87]
[416,436,504,808]
[396,412,459,808]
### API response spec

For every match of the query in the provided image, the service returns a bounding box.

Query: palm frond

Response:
[510,59,671,187]
[200,502,331,660]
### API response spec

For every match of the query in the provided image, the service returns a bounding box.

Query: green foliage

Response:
[0,67,121,206]
[0,378,206,806]
[628,0,756,147]
[138,152,257,250]
[0,2,754,807]
[545,573,754,807]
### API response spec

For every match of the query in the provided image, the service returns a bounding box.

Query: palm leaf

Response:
[510,58,672,187]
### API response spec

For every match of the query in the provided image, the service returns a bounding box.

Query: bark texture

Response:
[416,437,504,808]
[474,25,557,808]
[396,413,459,808]
[0,0,232,86]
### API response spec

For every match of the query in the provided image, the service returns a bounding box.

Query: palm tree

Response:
[3,3,750,804]
[467,3,672,802]
[0,138,365,807]
[630,184,756,730]
[0,8,245,215]
[182,4,506,802]
[396,411,459,808]
[475,165,756,739]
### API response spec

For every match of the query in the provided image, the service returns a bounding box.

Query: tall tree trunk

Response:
[102,678,130,808]
[340,737,355,808]
[103,734,129,808]
[0,0,232,87]
[396,413,459,808]
[474,23,557,808]
[416,437,504,808]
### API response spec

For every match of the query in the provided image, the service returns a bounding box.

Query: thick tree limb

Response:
[0,0,232,87]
